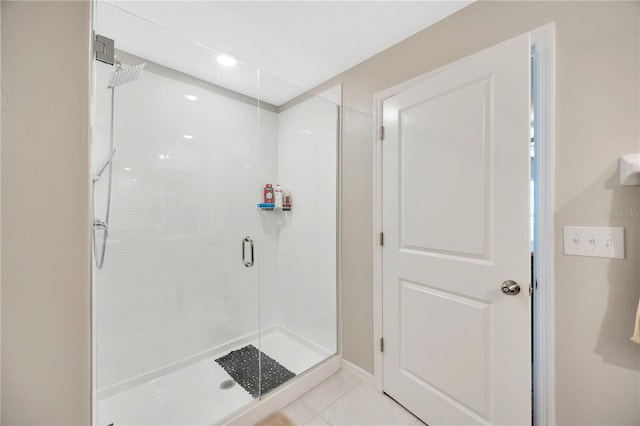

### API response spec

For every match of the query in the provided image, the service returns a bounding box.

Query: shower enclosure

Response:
[91,3,339,425]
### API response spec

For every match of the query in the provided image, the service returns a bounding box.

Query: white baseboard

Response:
[341,359,374,387]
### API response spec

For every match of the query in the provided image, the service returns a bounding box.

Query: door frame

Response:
[372,24,555,425]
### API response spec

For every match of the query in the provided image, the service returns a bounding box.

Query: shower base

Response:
[96,327,330,426]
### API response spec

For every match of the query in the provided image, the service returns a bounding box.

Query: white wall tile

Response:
[96,65,277,389]
[95,64,337,390]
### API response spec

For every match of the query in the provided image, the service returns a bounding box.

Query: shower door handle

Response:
[242,236,254,268]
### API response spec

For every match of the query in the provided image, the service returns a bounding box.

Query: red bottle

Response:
[264,184,274,203]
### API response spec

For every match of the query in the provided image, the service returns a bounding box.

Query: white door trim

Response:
[372,23,555,425]
[531,23,556,426]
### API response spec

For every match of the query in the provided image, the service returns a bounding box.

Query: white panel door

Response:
[382,33,531,426]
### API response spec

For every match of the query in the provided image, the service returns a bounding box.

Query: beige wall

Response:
[1,1,638,425]
[303,1,640,424]
[1,1,91,424]
[0,2,3,420]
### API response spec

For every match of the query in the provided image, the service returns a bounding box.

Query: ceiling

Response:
[97,1,473,105]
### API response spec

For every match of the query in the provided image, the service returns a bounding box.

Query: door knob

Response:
[501,280,520,295]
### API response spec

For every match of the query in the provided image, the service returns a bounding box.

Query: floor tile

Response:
[300,370,359,412]
[305,415,330,425]
[255,412,296,426]
[320,382,419,426]
[281,399,316,425]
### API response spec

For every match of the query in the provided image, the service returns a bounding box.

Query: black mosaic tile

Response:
[215,344,296,398]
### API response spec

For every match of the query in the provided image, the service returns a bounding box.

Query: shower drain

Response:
[220,379,236,390]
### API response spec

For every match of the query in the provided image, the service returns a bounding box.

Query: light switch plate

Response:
[563,226,625,259]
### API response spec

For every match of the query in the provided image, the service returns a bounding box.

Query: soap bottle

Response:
[274,184,283,209]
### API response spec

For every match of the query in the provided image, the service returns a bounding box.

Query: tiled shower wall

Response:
[94,58,337,391]
[94,60,279,390]
[277,98,338,354]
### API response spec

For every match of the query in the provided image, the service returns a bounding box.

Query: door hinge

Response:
[380,337,384,352]
[380,126,385,141]
[529,282,533,296]
[94,33,115,65]
[379,231,384,246]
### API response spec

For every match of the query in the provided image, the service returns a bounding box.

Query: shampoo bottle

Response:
[264,184,274,203]
[283,190,292,211]
[274,184,283,209]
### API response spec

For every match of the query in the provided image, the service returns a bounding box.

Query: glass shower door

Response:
[255,74,340,395]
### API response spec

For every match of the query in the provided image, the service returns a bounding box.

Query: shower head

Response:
[108,63,146,88]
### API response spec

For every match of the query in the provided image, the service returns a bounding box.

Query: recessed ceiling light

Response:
[183,135,194,140]
[217,54,237,67]
[124,167,131,171]
[159,154,170,160]
[185,95,198,101]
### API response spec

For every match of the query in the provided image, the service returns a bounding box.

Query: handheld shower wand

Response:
[93,61,145,269]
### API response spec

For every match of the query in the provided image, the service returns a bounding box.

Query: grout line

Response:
[340,360,374,387]
[305,371,361,417]
[312,373,421,426]
[317,411,332,426]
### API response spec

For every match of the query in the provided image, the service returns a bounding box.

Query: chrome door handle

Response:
[501,280,520,295]
[242,236,254,268]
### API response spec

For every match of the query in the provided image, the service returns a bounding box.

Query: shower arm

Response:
[93,148,117,182]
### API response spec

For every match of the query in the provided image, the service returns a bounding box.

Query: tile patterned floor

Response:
[277,370,425,426]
